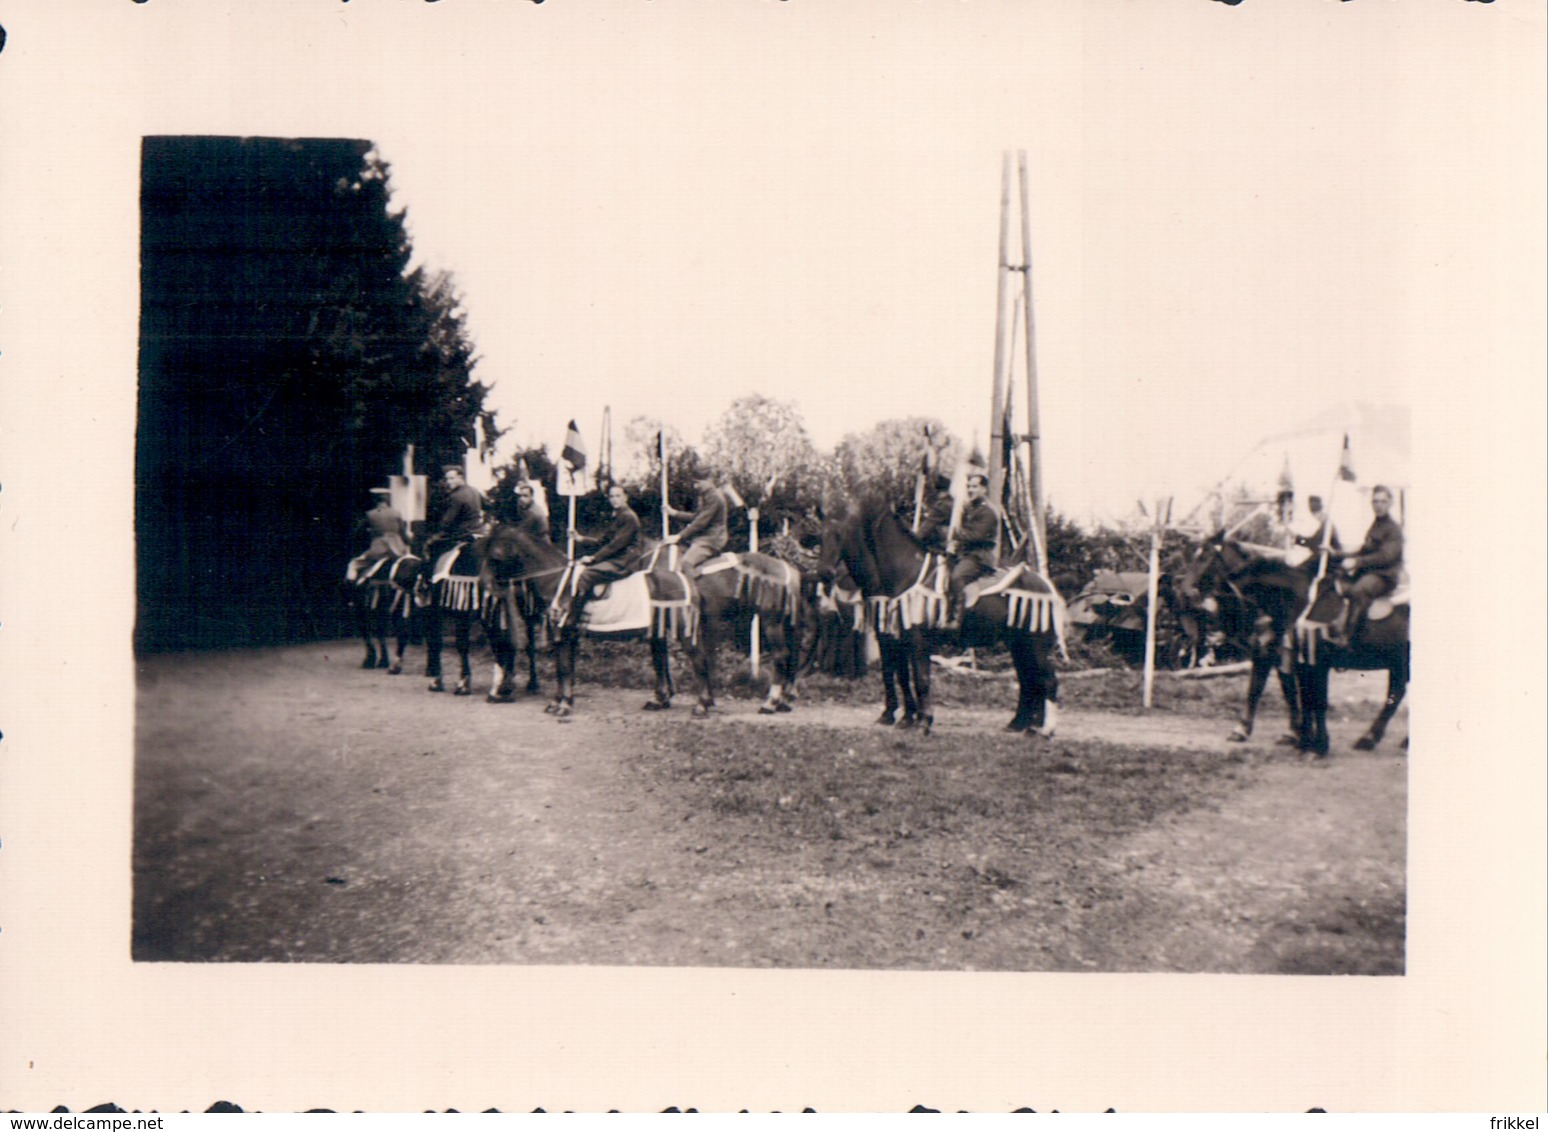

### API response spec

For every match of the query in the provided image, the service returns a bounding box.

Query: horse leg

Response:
[876,638,900,725]
[1355,657,1408,751]
[1297,662,1331,758]
[1006,635,1037,732]
[691,618,718,718]
[643,635,674,711]
[1024,633,1060,740]
[757,619,794,715]
[452,612,474,696]
[912,631,935,736]
[548,629,578,717]
[524,616,542,693]
[424,600,446,692]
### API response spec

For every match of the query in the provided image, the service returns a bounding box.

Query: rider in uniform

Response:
[424,465,484,561]
[510,480,551,543]
[347,487,410,579]
[943,471,999,632]
[664,474,728,574]
[1329,484,1403,647]
[561,483,644,623]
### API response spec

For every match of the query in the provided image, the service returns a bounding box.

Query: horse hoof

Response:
[526,682,541,695]
[1006,716,1032,733]
[894,717,918,731]
[691,703,713,719]
[775,700,793,714]
[487,690,515,704]
[543,702,559,715]
[554,704,572,720]
[921,719,934,737]
[1353,736,1377,751]
[758,705,777,716]
[1227,728,1249,743]
[454,682,472,697]
[428,679,445,693]
[642,700,671,712]
[388,663,403,675]
[376,656,392,669]
[875,713,896,727]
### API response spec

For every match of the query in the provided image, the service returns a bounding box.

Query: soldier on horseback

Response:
[424,465,484,560]
[663,473,728,574]
[558,483,645,625]
[346,487,410,580]
[943,471,1000,632]
[1327,484,1403,647]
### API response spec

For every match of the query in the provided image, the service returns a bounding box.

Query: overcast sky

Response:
[319,0,1515,524]
[4,1,1540,529]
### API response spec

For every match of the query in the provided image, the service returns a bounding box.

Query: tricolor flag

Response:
[1337,434,1357,483]
[557,419,591,496]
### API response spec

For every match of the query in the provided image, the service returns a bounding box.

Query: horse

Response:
[477,554,549,703]
[346,553,422,674]
[477,524,805,718]
[1175,535,1307,744]
[1177,535,1409,756]
[1293,574,1410,757]
[815,494,1065,738]
[418,539,486,695]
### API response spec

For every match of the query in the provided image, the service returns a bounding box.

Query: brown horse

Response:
[477,525,805,718]
[347,553,421,674]
[815,494,1064,738]
[1177,534,1408,756]
[1176,535,1305,744]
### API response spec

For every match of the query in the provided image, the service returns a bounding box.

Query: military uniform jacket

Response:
[437,484,484,542]
[676,487,728,549]
[955,498,1000,571]
[590,505,644,566]
[1348,514,1403,584]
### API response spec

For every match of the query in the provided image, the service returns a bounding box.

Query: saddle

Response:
[964,563,1066,635]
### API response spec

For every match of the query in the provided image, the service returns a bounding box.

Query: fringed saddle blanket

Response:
[866,556,949,636]
[548,565,700,641]
[695,553,802,621]
[966,564,1067,638]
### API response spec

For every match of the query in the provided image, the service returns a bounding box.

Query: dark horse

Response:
[1293,574,1410,757]
[1176,536,1306,744]
[816,494,1064,738]
[419,540,485,695]
[1177,535,1409,755]
[477,525,805,718]
[348,553,421,673]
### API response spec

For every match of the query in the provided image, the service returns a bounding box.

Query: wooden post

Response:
[988,152,1013,505]
[1142,496,1172,709]
[1018,151,1047,577]
[748,505,762,679]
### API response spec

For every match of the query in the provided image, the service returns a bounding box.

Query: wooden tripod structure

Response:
[987,150,1048,577]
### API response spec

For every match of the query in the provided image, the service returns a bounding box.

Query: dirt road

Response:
[133,642,1406,972]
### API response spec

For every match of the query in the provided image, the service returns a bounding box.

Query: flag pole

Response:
[1142,496,1172,708]
[1018,150,1047,577]
[988,151,1012,505]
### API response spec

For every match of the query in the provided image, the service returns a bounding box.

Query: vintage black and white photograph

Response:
[2,0,1543,1115]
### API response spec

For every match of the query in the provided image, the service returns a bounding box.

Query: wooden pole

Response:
[988,152,1013,505]
[566,491,577,563]
[1018,151,1047,577]
[749,505,762,679]
[1142,496,1170,708]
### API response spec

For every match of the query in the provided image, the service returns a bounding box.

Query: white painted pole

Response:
[1142,497,1170,708]
[749,505,761,679]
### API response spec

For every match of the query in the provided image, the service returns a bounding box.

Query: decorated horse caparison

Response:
[815,494,1065,738]
[477,524,805,718]
[347,552,421,674]
[419,539,486,695]
[1178,534,1408,756]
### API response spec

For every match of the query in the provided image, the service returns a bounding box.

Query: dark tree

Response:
[136,136,488,650]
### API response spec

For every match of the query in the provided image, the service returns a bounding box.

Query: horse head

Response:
[478,523,562,586]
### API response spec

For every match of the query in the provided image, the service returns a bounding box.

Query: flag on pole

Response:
[1277,453,1294,496]
[1337,434,1357,482]
[557,419,591,496]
